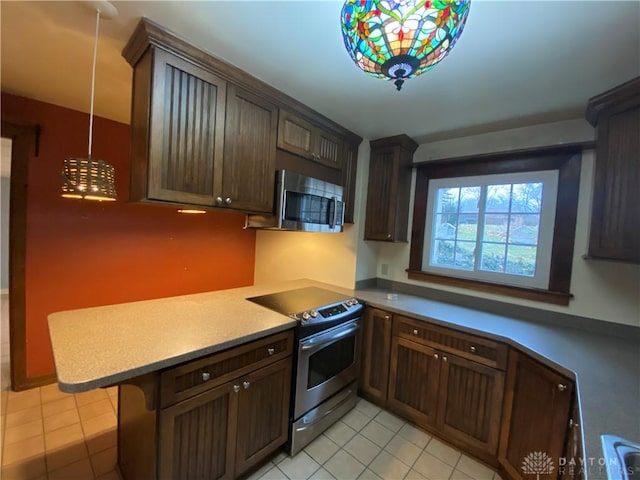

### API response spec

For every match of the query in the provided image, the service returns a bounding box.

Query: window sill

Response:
[406,270,572,306]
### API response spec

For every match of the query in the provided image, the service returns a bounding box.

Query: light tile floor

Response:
[247,399,502,480]
[0,382,501,480]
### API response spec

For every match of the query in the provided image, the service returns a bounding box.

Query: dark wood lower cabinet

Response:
[159,382,237,480]
[437,352,504,459]
[359,308,393,405]
[118,332,293,480]
[499,350,573,480]
[235,360,292,475]
[388,335,504,461]
[387,337,440,427]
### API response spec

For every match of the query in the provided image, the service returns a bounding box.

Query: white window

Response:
[422,170,559,289]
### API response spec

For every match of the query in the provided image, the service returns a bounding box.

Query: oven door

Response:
[294,318,360,419]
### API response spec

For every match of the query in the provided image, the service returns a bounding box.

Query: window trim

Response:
[407,146,583,306]
[423,170,559,289]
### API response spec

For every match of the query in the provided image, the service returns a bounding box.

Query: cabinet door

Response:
[388,337,440,428]
[235,358,292,476]
[277,110,315,159]
[359,308,392,405]
[364,146,398,241]
[342,142,359,224]
[437,353,505,456]
[499,350,573,480]
[159,382,238,480]
[314,129,343,170]
[589,105,640,262]
[147,49,226,206]
[223,85,278,213]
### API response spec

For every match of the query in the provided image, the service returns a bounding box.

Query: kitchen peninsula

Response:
[48,279,639,480]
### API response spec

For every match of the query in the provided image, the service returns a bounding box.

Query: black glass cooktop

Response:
[247,287,351,316]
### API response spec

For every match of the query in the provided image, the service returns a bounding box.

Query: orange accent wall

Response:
[2,93,256,378]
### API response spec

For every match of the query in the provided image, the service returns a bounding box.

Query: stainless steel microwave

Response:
[245,170,344,233]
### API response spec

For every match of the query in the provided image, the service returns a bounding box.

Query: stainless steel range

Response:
[247,286,364,455]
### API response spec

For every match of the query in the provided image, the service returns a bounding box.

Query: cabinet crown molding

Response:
[586,76,640,126]
[370,134,419,153]
[122,17,362,145]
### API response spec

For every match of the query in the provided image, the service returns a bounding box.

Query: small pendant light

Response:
[61,5,117,201]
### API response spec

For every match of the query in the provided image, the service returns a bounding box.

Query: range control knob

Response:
[302,311,311,321]
[310,310,318,318]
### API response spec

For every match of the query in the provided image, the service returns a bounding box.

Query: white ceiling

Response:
[1,1,639,143]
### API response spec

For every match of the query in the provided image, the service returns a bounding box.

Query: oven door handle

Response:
[300,322,359,352]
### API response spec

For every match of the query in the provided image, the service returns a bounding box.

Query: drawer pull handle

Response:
[243,381,250,390]
[412,329,419,335]
[233,384,240,393]
[469,346,477,353]
[267,348,275,356]
[558,384,567,392]
[201,372,211,382]
[433,353,439,360]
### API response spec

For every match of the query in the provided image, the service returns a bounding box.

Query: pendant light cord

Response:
[88,9,101,159]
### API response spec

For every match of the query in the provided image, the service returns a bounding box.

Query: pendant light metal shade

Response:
[340,0,471,91]
[61,7,117,201]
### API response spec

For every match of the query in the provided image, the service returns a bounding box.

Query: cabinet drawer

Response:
[394,316,507,370]
[160,330,294,407]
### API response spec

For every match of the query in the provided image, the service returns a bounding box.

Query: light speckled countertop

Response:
[48,279,638,480]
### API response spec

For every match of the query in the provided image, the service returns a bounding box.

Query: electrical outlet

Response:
[381,263,389,275]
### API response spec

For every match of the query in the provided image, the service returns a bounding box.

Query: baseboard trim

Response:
[12,372,57,391]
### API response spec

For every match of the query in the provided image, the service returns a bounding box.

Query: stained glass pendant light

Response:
[340,0,471,91]
[61,5,117,201]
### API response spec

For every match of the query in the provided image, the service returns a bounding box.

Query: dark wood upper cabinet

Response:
[123,18,361,215]
[586,77,640,263]
[128,48,227,207]
[223,85,278,213]
[365,134,418,241]
[278,109,344,170]
[342,142,359,224]
[499,350,573,480]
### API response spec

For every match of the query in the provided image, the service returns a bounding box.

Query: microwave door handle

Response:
[329,196,337,229]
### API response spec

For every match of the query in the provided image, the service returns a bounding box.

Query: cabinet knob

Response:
[215,196,223,205]
[201,372,211,382]
[243,381,250,390]
[225,197,232,205]
[386,233,392,239]
[412,329,419,335]
[233,384,240,393]
[442,356,448,362]
[267,347,275,356]
[433,353,439,360]
[558,384,567,392]
[469,346,477,353]
[384,315,391,320]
